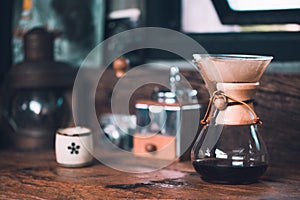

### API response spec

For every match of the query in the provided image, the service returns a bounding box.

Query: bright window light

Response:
[228,0,300,11]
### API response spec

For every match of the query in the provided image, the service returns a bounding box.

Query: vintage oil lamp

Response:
[7,28,75,150]
[191,54,273,184]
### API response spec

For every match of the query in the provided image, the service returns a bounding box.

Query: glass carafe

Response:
[192,54,273,184]
[192,120,268,184]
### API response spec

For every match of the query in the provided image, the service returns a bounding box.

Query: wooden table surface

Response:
[0,150,299,199]
[0,68,299,199]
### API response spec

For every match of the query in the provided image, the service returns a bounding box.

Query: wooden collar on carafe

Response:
[200,90,262,126]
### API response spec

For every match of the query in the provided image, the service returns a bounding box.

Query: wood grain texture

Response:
[1,68,299,199]
[0,150,299,199]
[255,73,300,167]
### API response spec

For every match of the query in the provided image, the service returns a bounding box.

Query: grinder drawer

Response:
[133,133,176,160]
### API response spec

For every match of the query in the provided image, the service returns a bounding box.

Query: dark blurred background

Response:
[0,0,300,150]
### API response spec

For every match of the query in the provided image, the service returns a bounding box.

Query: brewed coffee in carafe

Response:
[192,54,273,184]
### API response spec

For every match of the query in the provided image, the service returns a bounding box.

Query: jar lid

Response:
[57,127,91,137]
[153,90,177,104]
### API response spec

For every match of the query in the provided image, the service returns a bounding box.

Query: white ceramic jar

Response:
[55,126,93,167]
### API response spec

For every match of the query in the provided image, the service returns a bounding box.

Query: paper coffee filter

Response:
[193,54,273,94]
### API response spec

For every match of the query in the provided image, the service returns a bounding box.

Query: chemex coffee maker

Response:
[192,54,273,184]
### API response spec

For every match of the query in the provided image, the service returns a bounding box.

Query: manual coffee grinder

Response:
[191,54,273,184]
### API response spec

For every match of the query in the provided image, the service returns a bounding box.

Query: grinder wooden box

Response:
[133,100,201,160]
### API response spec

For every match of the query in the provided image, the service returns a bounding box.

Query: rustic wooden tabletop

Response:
[0,68,299,199]
[0,150,299,199]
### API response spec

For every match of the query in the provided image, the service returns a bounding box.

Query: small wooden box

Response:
[133,133,176,160]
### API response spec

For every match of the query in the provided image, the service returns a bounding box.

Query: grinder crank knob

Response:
[113,57,129,78]
[145,143,157,153]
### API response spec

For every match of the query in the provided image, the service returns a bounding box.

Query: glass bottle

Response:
[12,0,43,64]
[191,54,273,184]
